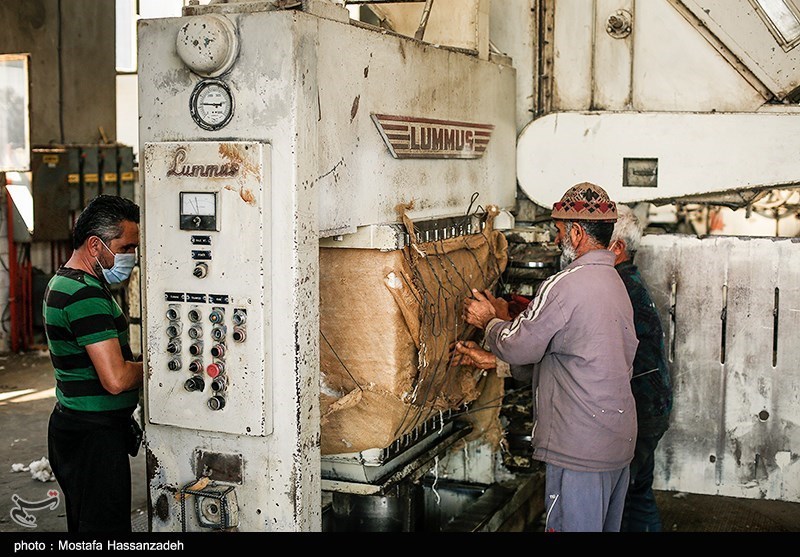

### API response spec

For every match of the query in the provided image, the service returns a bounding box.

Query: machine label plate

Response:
[371,113,494,159]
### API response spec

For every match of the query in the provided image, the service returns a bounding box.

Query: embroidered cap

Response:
[551,182,618,222]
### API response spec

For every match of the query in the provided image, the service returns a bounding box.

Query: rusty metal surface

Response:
[638,234,800,503]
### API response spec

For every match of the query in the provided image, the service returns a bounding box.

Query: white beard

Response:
[559,235,578,270]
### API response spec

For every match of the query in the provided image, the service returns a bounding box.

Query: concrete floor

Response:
[2,349,800,534]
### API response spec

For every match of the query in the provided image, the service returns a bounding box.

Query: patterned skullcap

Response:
[551,182,618,222]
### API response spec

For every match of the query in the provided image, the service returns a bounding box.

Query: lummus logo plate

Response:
[372,114,494,159]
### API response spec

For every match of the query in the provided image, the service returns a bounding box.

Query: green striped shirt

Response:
[43,267,138,412]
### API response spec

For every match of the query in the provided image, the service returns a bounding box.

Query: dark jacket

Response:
[615,259,673,436]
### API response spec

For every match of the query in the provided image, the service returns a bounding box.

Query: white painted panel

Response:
[490,0,535,134]
[679,0,800,99]
[593,0,634,109]
[143,141,270,437]
[633,0,766,110]
[517,111,800,207]
[638,234,800,502]
[314,15,516,235]
[551,0,594,110]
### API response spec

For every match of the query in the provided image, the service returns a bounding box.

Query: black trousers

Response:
[47,403,132,532]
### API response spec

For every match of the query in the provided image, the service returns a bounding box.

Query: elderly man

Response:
[610,205,673,532]
[456,182,638,532]
[44,195,143,532]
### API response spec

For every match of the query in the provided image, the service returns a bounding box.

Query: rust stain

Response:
[218,143,259,180]
[223,184,256,206]
[240,187,256,206]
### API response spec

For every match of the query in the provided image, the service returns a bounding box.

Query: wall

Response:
[0,0,116,145]
[0,1,117,354]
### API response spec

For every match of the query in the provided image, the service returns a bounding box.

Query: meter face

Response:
[180,191,218,230]
[190,79,234,131]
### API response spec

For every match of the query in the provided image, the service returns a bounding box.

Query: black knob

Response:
[188,360,202,374]
[193,262,208,278]
[184,376,205,392]
[167,358,181,371]
[208,395,226,411]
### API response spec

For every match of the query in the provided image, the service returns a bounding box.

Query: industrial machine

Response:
[138,0,538,533]
[512,0,800,505]
[138,0,800,533]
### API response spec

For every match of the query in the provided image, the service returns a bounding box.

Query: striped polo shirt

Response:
[43,267,138,412]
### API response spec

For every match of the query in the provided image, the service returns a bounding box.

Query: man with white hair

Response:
[609,205,673,532]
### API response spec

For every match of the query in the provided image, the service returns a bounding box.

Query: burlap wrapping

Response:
[320,210,508,455]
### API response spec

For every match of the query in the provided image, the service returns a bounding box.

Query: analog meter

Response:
[180,191,218,231]
[190,79,234,131]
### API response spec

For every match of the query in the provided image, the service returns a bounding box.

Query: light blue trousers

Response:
[544,464,630,532]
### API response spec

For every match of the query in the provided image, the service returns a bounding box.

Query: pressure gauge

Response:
[190,79,234,131]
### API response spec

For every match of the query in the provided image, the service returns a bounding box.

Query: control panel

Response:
[143,141,271,436]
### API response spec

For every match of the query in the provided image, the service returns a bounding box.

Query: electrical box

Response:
[31,148,72,241]
[99,145,119,197]
[80,145,100,204]
[143,141,272,437]
[118,146,135,201]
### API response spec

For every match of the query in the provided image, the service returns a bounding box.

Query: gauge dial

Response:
[180,191,218,231]
[190,79,234,131]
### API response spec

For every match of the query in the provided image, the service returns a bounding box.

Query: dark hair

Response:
[570,220,614,248]
[72,195,140,249]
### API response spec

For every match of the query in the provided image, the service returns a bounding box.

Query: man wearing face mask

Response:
[455,183,638,532]
[43,194,143,532]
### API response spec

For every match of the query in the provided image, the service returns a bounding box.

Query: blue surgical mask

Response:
[96,238,137,284]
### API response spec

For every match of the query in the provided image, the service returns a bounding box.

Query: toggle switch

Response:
[184,375,205,392]
[188,359,203,374]
[193,262,209,278]
[166,322,182,338]
[166,340,181,354]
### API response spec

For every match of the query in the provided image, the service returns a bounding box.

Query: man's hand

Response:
[487,291,512,321]
[463,289,501,330]
[450,340,497,370]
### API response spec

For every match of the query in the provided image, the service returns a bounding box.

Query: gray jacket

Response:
[485,249,638,472]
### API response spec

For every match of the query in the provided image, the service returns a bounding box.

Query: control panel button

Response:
[184,376,205,392]
[206,362,224,378]
[208,395,226,411]
[210,343,226,358]
[193,262,209,278]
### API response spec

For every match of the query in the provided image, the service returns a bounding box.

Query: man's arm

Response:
[85,339,143,395]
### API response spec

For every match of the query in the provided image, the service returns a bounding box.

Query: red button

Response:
[206,363,222,378]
